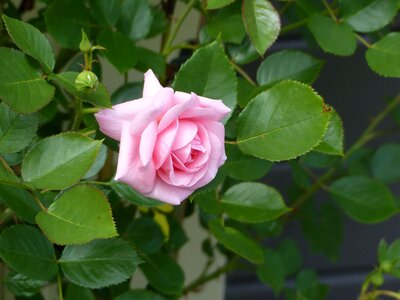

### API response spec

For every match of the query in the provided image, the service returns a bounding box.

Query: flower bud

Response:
[371,272,384,286]
[75,71,99,93]
[79,29,91,53]
[381,260,392,273]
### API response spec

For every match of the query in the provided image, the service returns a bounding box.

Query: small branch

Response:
[224,140,238,145]
[162,0,197,55]
[81,107,102,114]
[57,268,64,300]
[229,60,257,86]
[84,181,112,186]
[183,257,239,295]
[71,97,83,131]
[322,0,338,22]
[360,290,400,300]
[355,33,373,48]
[32,192,47,212]
[286,93,400,219]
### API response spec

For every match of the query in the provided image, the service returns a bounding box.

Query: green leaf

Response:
[314,109,344,156]
[207,0,237,10]
[112,82,143,105]
[2,15,55,73]
[224,144,272,180]
[257,249,285,294]
[242,0,280,55]
[341,0,398,33]
[192,189,223,214]
[173,41,237,118]
[0,156,19,183]
[206,3,246,44]
[3,271,46,297]
[22,133,102,190]
[278,239,302,276]
[296,270,329,300]
[147,7,168,38]
[256,50,325,86]
[36,185,117,245]
[221,182,289,223]
[0,102,38,153]
[111,180,163,207]
[209,219,264,264]
[0,224,57,280]
[308,14,356,56]
[227,37,259,65]
[83,144,107,179]
[116,290,165,300]
[237,80,331,161]
[140,253,184,295]
[135,47,166,77]
[301,202,343,260]
[49,72,111,107]
[59,238,140,289]
[236,77,258,108]
[0,185,41,224]
[0,48,55,113]
[89,0,120,27]
[98,29,138,74]
[126,216,164,254]
[371,144,400,184]
[44,0,91,49]
[366,32,400,77]
[65,284,95,300]
[330,176,398,223]
[117,0,153,41]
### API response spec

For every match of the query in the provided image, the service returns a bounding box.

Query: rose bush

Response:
[0,1,400,299]
[95,70,230,204]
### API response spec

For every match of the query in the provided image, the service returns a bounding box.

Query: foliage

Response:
[0,0,399,299]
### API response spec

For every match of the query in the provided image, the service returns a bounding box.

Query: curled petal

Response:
[130,87,174,135]
[143,69,163,98]
[95,98,146,140]
[153,120,178,169]
[115,123,156,194]
[139,121,158,166]
[172,120,198,151]
[145,177,193,205]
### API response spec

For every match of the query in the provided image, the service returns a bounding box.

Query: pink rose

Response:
[95,70,230,205]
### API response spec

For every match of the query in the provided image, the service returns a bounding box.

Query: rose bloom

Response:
[95,70,230,205]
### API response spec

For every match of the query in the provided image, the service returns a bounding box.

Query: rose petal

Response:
[115,122,137,180]
[145,177,193,205]
[172,120,198,151]
[191,129,225,190]
[139,121,158,166]
[143,69,163,98]
[180,96,231,121]
[153,120,178,169]
[130,87,174,135]
[95,98,147,140]
[157,92,198,132]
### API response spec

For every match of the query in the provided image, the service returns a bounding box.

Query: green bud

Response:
[79,29,91,53]
[381,260,392,273]
[371,272,384,286]
[75,71,99,93]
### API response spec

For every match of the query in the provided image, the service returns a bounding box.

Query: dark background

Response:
[225,37,400,299]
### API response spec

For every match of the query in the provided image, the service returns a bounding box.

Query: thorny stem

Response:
[71,97,83,131]
[280,8,339,34]
[287,93,400,217]
[229,61,257,86]
[57,268,64,300]
[322,0,338,22]
[183,256,239,295]
[355,33,373,48]
[360,290,400,300]
[162,0,197,55]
